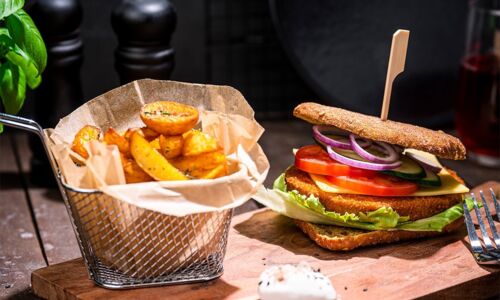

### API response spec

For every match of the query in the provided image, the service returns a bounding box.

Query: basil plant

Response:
[0,0,47,132]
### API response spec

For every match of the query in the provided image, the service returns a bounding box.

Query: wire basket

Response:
[0,113,233,289]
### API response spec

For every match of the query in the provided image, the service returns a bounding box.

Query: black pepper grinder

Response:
[111,0,177,84]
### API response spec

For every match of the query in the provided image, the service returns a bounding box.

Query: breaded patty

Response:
[284,167,465,221]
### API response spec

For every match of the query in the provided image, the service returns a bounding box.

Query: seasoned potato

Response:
[103,127,129,154]
[182,129,219,157]
[123,127,159,142]
[159,134,183,159]
[120,153,153,183]
[140,101,198,135]
[71,125,101,159]
[170,151,226,175]
[130,132,187,181]
[141,127,160,140]
[149,137,161,150]
[123,127,139,141]
[190,164,227,179]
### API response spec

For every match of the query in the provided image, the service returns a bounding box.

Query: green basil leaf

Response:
[0,33,41,89]
[0,28,11,56]
[0,0,24,20]
[0,61,26,115]
[5,9,47,73]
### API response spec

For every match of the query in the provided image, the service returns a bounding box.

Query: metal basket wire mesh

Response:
[63,184,232,288]
[62,182,233,288]
[0,112,234,289]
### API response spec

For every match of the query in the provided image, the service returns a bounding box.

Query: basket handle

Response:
[0,112,45,137]
[0,112,62,188]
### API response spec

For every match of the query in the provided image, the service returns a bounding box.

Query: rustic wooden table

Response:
[1,121,499,299]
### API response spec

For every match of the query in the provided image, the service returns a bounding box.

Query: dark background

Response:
[23,0,469,125]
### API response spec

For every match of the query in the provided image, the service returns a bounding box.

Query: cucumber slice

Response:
[381,155,425,180]
[417,168,442,187]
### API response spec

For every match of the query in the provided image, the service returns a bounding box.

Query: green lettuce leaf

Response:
[396,198,474,231]
[252,173,471,232]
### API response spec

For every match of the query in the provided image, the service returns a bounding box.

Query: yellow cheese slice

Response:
[307,149,469,196]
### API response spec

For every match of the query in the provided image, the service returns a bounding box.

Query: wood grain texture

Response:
[32,188,500,300]
[14,134,81,265]
[0,134,46,299]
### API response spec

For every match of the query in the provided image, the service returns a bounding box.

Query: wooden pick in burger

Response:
[380,29,410,121]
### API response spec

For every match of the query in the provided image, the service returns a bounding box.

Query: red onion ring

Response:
[313,125,371,149]
[350,134,399,163]
[326,146,402,171]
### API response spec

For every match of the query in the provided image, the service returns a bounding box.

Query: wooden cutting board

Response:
[32,207,500,300]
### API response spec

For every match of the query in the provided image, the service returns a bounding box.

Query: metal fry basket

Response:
[0,113,233,289]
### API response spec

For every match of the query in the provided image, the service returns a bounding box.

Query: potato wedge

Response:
[120,153,153,183]
[141,127,160,140]
[159,134,183,159]
[124,127,139,141]
[170,151,226,174]
[140,101,199,135]
[71,125,101,159]
[182,129,219,156]
[190,164,227,179]
[123,127,159,141]
[149,137,161,150]
[103,127,129,154]
[130,132,187,181]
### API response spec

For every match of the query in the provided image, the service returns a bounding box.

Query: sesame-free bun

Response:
[293,102,466,160]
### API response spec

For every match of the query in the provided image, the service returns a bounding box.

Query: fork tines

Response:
[463,188,500,264]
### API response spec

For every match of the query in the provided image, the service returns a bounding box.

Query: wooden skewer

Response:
[380,29,410,121]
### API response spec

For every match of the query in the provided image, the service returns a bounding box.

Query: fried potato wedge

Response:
[130,132,187,181]
[120,153,153,183]
[123,127,159,142]
[124,127,138,141]
[71,125,101,159]
[190,164,227,179]
[140,101,199,135]
[159,134,183,159]
[149,137,161,150]
[182,129,219,156]
[170,151,226,174]
[141,127,160,140]
[103,127,129,154]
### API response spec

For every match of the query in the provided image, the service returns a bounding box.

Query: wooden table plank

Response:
[13,134,81,265]
[31,183,500,300]
[0,133,46,299]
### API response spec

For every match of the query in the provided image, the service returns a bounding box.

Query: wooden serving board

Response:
[32,207,500,300]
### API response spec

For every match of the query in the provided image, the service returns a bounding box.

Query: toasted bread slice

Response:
[294,217,464,251]
[293,102,466,160]
[285,167,465,221]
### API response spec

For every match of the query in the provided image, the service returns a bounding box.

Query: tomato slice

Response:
[325,173,418,196]
[295,145,376,177]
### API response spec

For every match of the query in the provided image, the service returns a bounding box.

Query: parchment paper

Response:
[47,79,269,216]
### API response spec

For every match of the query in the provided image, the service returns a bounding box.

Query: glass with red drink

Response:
[456,0,500,167]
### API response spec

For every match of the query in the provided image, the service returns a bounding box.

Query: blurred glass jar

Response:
[456,0,500,167]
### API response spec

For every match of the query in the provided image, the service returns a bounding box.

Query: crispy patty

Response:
[285,167,465,221]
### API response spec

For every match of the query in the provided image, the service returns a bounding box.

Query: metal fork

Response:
[463,188,500,265]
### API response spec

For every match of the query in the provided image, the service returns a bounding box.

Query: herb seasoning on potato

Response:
[70,101,227,183]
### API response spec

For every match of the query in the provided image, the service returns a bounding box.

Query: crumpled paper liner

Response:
[46,79,269,278]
